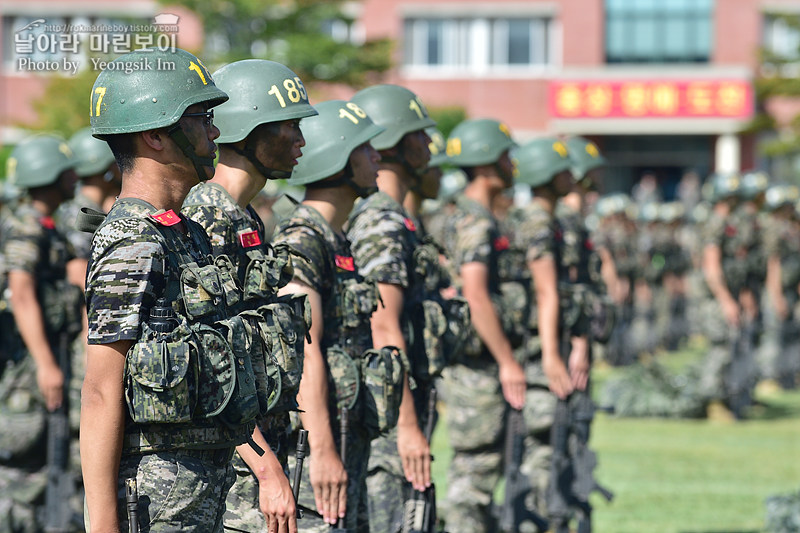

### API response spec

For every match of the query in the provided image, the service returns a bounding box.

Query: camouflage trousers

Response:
[0,465,45,533]
[758,291,800,387]
[286,427,371,532]
[94,448,236,532]
[223,414,293,532]
[699,297,733,401]
[441,359,506,533]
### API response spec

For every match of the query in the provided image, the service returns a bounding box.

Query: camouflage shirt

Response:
[273,203,374,357]
[511,200,560,266]
[764,215,800,290]
[86,198,210,345]
[55,191,103,260]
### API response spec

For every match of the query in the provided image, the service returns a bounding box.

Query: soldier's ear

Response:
[140,129,166,152]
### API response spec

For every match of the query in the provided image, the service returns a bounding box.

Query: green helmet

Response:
[565,136,606,181]
[7,134,75,189]
[512,137,571,187]
[740,171,769,200]
[350,84,435,150]
[638,202,660,223]
[288,99,384,187]
[426,127,449,167]
[595,192,631,218]
[446,119,516,168]
[90,48,227,136]
[212,60,317,144]
[437,170,468,203]
[69,127,116,178]
[658,201,685,223]
[765,184,800,211]
[709,172,741,202]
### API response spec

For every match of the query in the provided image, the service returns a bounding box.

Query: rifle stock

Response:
[293,429,309,519]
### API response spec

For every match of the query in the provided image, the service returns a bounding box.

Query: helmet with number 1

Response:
[90,48,228,181]
[69,127,116,178]
[212,60,317,144]
[7,133,75,189]
[512,137,571,187]
[740,171,769,200]
[446,119,516,168]
[350,84,436,150]
[288,100,384,187]
[565,136,606,182]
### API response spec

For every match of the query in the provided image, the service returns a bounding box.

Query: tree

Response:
[165,0,393,87]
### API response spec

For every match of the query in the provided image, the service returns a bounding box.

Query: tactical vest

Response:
[183,184,309,415]
[278,204,404,439]
[717,209,760,296]
[88,198,268,453]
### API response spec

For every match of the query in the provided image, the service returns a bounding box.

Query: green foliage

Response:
[26,68,96,137]
[428,107,467,139]
[163,0,392,87]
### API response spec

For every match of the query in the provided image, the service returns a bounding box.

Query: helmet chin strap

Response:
[229,137,291,180]
[166,124,215,182]
[311,162,377,198]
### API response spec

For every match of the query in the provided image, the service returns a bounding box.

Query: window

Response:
[605,0,714,64]
[763,14,800,62]
[404,16,552,71]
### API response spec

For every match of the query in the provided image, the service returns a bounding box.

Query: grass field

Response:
[430,344,800,533]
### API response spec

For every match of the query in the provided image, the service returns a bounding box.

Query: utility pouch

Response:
[125,317,196,424]
[340,280,380,328]
[326,346,361,416]
[214,255,242,308]
[421,299,448,378]
[441,296,471,361]
[180,262,225,319]
[191,323,236,419]
[214,315,260,427]
[258,302,304,395]
[497,281,530,349]
[361,346,406,438]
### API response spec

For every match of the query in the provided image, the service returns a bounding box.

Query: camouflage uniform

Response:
[86,198,265,532]
[183,182,300,532]
[274,203,376,533]
[347,191,443,533]
[439,195,509,533]
[0,201,82,532]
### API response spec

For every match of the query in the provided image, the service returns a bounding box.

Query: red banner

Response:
[549,79,753,119]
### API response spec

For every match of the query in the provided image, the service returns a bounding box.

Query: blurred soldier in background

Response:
[759,184,800,392]
[182,59,318,533]
[654,202,692,351]
[438,118,524,532]
[0,134,83,532]
[274,99,384,531]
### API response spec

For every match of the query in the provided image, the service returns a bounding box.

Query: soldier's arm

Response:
[702,243,739,326]
[529,256,572,399]
[8,270,63,410]
[461,261,525,409]
[66,258,88,291]
[766,255,787,319]
[81,339,129,533]
[597,247,625,304]
[278,280,347,525]
[237,428,297,533]
[371,282,431,492]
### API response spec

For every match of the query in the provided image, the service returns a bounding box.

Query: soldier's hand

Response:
[499,360,526,410]
[775,295,789,321]
[258,468,297,533]
[568,339,590,391]
[722,297,740,327]
[397,422,431,492]
[37,361,64,411]
[543,353,573,400]
[309,447,347,525]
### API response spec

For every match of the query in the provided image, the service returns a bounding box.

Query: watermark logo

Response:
[13,14,181,75]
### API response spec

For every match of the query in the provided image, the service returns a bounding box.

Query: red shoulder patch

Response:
[335,255,355,272]
[493,235,510,251]
[151,210,181,226]
[725,225,737,237]
[238,230,262,248]
[39,216,56,230]
[403,217,417,232]
[584,238,594,250]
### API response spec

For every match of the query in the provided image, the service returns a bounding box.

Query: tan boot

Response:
[755,379,783,398]
[706,400,736,423]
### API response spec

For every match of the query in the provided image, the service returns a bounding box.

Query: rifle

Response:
[727,313,758,420]
[44,332,77,532]
[500,406,549,533]
[402,387,443,533]
[126,477,140,533]
[292,429,309,518]
[331,407,349,532]
[547,393,613,533]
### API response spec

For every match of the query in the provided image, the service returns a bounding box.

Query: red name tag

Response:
[39,216,56,230]
[151,210,181,226]
[238,230,262,248]
[584,238,594,251]
[335,255,355,272]
[404,217,417,232]
[493,235,510,251]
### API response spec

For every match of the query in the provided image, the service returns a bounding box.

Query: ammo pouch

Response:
[782,259,800,290]
[180,262,228,319]
[340,280,380,328]
[326,345,361,417]
[242,244,295,301]
[0,356,46,463]
[420,296,471,377]
[39,280,83,339]
[497,281,532,349]
[212,316,261,427]
[361,345,406,439]
[589,293,616,344]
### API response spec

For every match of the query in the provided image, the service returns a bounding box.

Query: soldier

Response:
[181,59,318,533]
[0,133,83,532]
[81,48,274,531]
[272,99,384,531]
[699,172,758,420]
[346,84,439,533]
[760,184,800,390]
[438,118,525,532]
